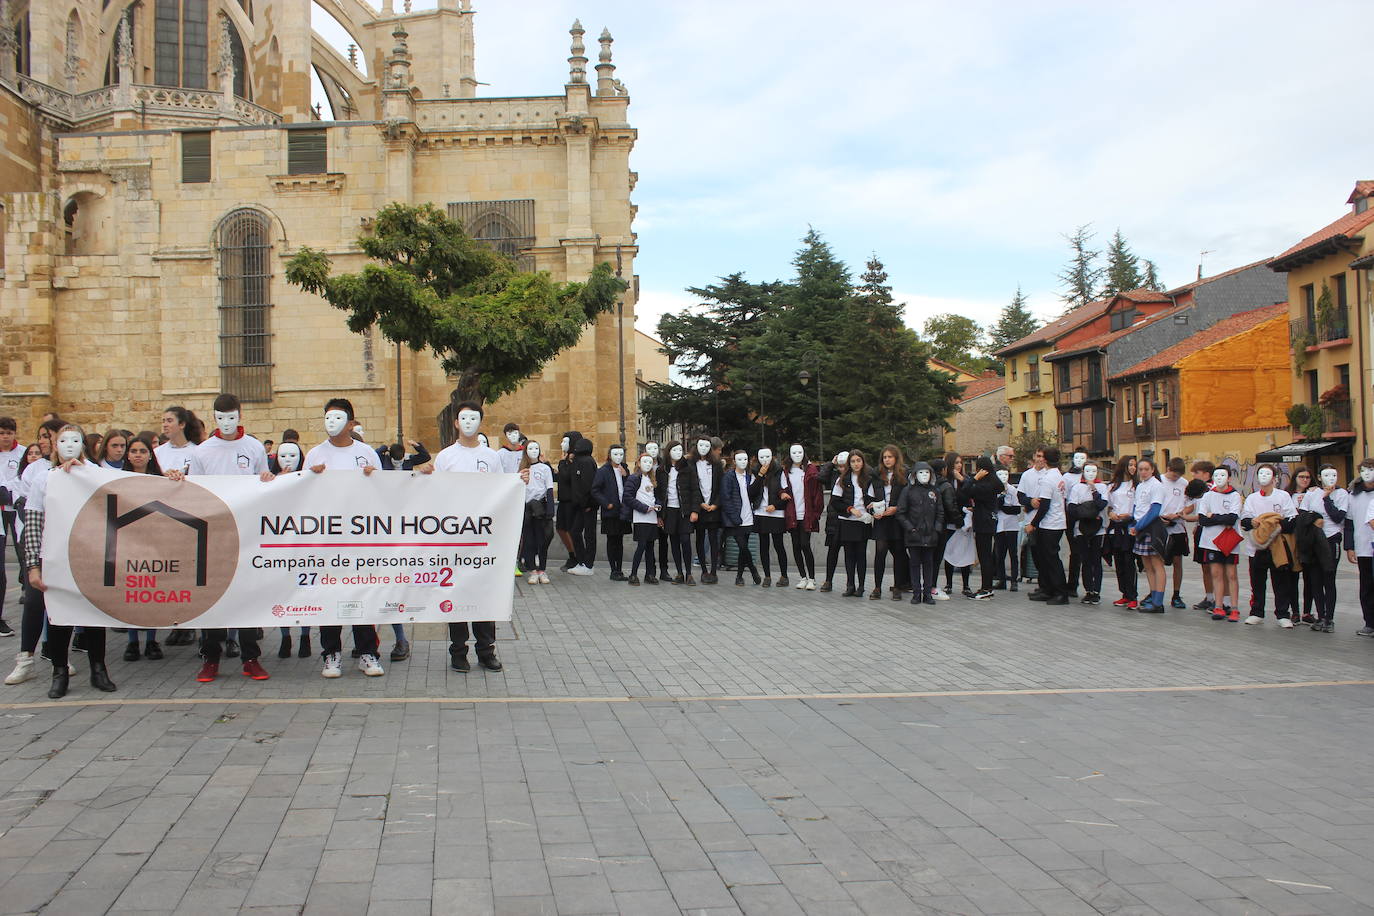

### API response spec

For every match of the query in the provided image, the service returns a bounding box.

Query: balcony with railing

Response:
[1323,398,1354,434]
[7,74,281,130]
[1290,304,1351,350]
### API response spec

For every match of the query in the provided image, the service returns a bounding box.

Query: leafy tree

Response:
[1010,428,1059,473]
[1102,229,1143,297]
[1142,258,1163,291]
[283,203,625,408]
[987,286,1040,354]
[922,313,986,370]
[1057,223,1103,311]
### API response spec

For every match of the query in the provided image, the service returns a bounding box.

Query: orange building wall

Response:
[1177,315,1291,433]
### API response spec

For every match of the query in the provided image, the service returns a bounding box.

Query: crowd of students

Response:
[3,405,1369,701]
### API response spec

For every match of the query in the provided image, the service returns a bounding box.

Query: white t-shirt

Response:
[632,474,658,525]
[1351,487,1374,558]
[304,439,382,471]
[23,463,50,514]
[1160,474,1188,534]
[756,478,784,519]
[734,471,754,526]
[1301,487,1350,540]
[1107,482,1135,523]
[498,447,524,474]
[1131,476,1165,526]
[188,434,268,476]
[432,442,500,474]
[20,457,51,501]
[788,467,806,522]
[1196,488,1243,552]
[1068,481,1109,534]
[666,467,681,509]
[997,483,1021,534]
[696,460,714,507]
[1034,467,1066,531]
[155,441,196,475]
[0,443,26,487]
[1240,488,1298,557]
[524,462,554,502]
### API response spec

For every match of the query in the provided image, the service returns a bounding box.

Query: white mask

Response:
[1256,468,1274,487]
[646,442,659,459]
[697,439,711,457]
[561,437,570,453]
[1320,469,1339,487]
[836,451,849,468]
[639,455,655,474]
[276,442,302,472]
[526,442,540,461]
[324,409,350,437]
[458,409,482,439]
[757,449,772,466]
[610,447,625,464]
[1073,452,1087,469]
[56,430,85,461]
[734,453,749,471]
[478,434,489,448]
[1082,465,1098,483]
[996,469,1009,484]
[214,410,240,438]
[354,425,365,441]
[790,444,804,463]
[916,469,931,485]
[506,429,521,446]
[1361,467,1374,485]
[669,445,683,462]
[1213,469,1230,489]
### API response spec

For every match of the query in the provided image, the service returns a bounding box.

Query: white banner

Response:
[42,464,523,628]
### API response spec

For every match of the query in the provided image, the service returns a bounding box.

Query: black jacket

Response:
[897,464,945,547]
[686,455,723,516]
[750,463,790,512]
[656,461,700,515]
[934,476,960,529]
[569,438,598,508]
[592,461,628,520]
[827,471,880,525]
[871,471,906,540]
[959,472,1006,534]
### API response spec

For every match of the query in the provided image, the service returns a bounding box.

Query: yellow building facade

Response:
[0,0,638,452]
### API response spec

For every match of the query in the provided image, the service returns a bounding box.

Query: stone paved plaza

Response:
[0,546,1371,915]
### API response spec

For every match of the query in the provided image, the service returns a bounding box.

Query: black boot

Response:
[89,661,117,693]
[48,668,69,699]
[297,634,311,658]
[123,642,141,662]
[225,639,240,659]
[278,635,292,659]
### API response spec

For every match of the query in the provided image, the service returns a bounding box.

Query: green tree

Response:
[283,202,625,408]
[987,285,1040,355]
[922,313,986,370]
[1010,428,1059,472]
[1102,229,1143,297]
[1142,258,1163,291]
[1057,223,1103,312]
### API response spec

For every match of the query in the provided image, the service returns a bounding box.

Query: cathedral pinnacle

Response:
[568,20,587,85]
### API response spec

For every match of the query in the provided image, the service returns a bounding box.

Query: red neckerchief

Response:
[211,427,245,441]
[1214,484,1234,494]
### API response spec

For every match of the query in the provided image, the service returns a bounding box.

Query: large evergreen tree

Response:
[987,286,1040,354]
[1142,259,1163,291]
[1057,223,1103,312]
[922,314,986,369]
[1102,229,1143,297]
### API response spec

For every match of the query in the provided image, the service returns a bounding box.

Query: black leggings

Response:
[907,546,936,597]
[21,581,45,653]
[934,528,954,577]
[1314,537,1339,622]
[604,533,624,575]
[570,508,597,568]
[1359,556,1374,629]
[994,531,1019,583]
[521,514,552,571]
[695,526,721,574]
[48,625,105,669]
[975,531,996,592]
[727,527,757,577]
[1074,533,1103,595]
[630,536,657,579]
[1109,529,1137,600]
[873,538,908,591]
[843,539,868,590]
[790,528,816,579]
[668,528,692,577]
[758,530,788,578]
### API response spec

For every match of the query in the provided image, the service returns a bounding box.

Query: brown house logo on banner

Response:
[67,476,239,627]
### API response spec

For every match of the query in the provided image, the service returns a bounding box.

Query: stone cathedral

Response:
[0,0,639,450]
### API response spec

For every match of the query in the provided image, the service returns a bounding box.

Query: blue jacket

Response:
[619,472,659,522]
[591,461,627,521]
[720,468,756,528]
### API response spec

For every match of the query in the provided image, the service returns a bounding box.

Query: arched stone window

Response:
[154,0,208,89]
[217,208,273,401]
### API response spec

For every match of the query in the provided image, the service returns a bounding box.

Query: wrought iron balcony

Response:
[1290,305,1351,347]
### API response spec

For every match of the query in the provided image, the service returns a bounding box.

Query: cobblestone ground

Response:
[0,545,1370,914]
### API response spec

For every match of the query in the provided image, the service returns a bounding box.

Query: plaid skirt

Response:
[1132,519,1169,557]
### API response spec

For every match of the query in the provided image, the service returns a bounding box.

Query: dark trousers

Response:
[1248,549,1294,618]
[695,525,721,575]
[630,536,657,579]
[320,625,379,658]
[934,528,954,580]
[48,625,105,669]
[449,621,496,656]
[656,529,669,577]
[907,546,936,597]
[604,534,624,575]
[668,529,692,577]
[994,531,1019,584]
[1314,537,1340,622]
[1110,528,1137,599]
[843,540,868,590]
[1033,528,1067,597]
[975,531,996,592]
[0,532,7,618]
[824,541,842,583]
[3,511,19,568]
[758,530,787,578]
[1074,534,1103,595]
[1021,531,1039,581]
[1359,556,1374,628]
[873,538,907,591]
[1067,535,1081,591]
[790,528,816,579]
[521,514,551,571]
[569,508,597,568]
[726,526,757,577]
[202,627,260,662]
[21,581,45,653]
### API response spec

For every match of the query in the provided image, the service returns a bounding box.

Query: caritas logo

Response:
[272,604,286,617]
[440,600,454,614]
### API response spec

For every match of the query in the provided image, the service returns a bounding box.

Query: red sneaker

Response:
[1227,609,1240,622]
[196,661,218,683]
[1127,601,1138,610]
[242,659,270,680]
[1112,597,1131,607]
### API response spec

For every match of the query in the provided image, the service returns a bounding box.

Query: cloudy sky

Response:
[319,1,1372,342]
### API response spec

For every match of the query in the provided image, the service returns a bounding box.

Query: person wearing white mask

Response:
[645,442,671,575]
[1239,463,1298,626]
[818,450,850,592]
[520,441,556,584]
[270,441,315,661]
[720,450,762,586]
[782,444,820,589]
[554,431,583,570]
[749,447,791,588]
[1344,458,1374,637]
[897,461,944,604]
[591,445,631,581]
[14,425,117,698]
[658,442,698,585]
[622,453,662,585]
[1300,464,1349,632]
[498,422,525,474]
[1066,462,1108,605]
[1196,466,1244,622]
[1158,457,1191,609]
[687,437,724,584]
[1062,448,1089,596]
[993,467,1021,592]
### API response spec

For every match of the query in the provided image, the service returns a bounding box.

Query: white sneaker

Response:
[1278,618,1294,629]
[527,572,540,584]
[795,577,808,589]
[932,588,950,601]
[4,652,34,685]
[321,652,342,678]
[567,565,593,577]
[1244,615,1263,626]
[538,572,550,584]
[805,578,818,590]
[358,654,385,676]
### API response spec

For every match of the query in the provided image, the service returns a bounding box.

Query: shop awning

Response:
[1254,440,1353,461]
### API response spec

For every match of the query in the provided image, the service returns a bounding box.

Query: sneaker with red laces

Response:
[196,661,218,683]
[242,659,270,680]
[1127,601,1138,610]
[1227,609,1240,622]
[1112,597,1131,607]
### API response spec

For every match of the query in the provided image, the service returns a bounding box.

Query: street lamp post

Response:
[615,246,627,450]
[798,350,823,459]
